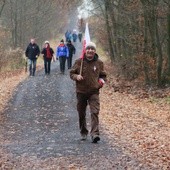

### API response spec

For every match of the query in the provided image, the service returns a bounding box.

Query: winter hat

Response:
[60,39,64,43]
[45,41,49,44]
[85,42,96,50]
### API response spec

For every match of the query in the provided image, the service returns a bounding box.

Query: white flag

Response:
[80,23,91,58]
[84,23,91,44]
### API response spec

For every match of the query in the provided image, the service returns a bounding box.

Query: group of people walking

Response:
[25,37,107,144]
[65,30,82,43]
[25,38,76,76]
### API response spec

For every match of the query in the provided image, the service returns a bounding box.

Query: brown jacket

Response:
[70,54,107,94]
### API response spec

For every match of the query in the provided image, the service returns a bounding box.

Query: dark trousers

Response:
[76,93,100,137]
[44,58,52,74]
[67,55,73,69]
[78,34,82,42]
[73,38,77,42]
[28,59,37,76]
[59,56,66,73]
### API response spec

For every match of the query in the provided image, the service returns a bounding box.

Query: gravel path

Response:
[0,43,152,170]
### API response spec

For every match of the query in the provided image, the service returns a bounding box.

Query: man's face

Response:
[85,46,96,60]
[31,39,35,44]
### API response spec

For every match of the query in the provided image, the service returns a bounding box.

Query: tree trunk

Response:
[0,0,6,17]
[168,8,170,75]
[143,7,150,84]
[155,17,163,86]
[107,0,118,58]
[105,0,115,62]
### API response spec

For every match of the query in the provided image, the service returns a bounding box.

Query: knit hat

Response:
[85,42,96,50]
[45,41,49,44]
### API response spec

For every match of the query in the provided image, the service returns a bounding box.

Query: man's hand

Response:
[52,56,55,62]
[76,75,83,81]
[98,78,105,87]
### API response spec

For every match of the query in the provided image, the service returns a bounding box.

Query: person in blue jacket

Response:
[65,30,72,42]
[56,39,69,74]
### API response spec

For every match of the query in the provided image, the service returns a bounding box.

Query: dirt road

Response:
[0,42,164,170]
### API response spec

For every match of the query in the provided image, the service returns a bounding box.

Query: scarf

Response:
[59,44,65,47]
[46,44,51,58]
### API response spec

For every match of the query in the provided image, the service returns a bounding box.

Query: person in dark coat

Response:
[41,41,54,75]
[66,40,76,69]
[65,30,71,42]
[70,42,107,143]
[78,31,82,42]
[25,38,40,76]
[72,32,78,42]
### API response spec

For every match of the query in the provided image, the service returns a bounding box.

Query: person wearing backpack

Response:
[56,39,69,74]
[41,41,54,75]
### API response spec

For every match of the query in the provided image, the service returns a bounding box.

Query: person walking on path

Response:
[65,30,72,42]
[25,38,40,76]
[66,40,76,69]
[70,42,107,143]
[78,31,83,42]
[41,41,54,75]
[72,30,78,43]
[56,39,69,74]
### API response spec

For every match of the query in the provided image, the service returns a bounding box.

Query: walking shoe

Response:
[81,134,87,140]
[92,136,100,143]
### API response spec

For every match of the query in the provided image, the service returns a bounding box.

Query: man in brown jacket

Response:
[70,42,107,143]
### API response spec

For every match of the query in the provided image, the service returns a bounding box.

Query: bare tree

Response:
[86,0,169,85]
[0,0,82,48]
[0,0,6,17]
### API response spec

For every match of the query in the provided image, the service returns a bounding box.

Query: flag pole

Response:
[80,43,85,75]
[80,58,83,75]
[79,23,91,76]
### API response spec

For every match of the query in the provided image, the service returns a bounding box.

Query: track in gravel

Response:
[0,42,151,169]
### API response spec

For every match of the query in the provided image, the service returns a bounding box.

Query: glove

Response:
[98,78,105,87]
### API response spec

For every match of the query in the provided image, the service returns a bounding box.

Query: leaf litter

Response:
[0,64,169,169]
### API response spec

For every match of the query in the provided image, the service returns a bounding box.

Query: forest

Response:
[0,1,169,169]
[0,0,170,87]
